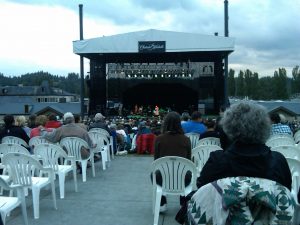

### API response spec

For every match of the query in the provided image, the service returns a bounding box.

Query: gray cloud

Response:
[6,0,300,76]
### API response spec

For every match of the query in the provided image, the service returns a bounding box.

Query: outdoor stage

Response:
[73,29,235,115]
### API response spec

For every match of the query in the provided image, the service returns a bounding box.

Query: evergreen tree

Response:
[227,68,235,96]
[236,70,245,97]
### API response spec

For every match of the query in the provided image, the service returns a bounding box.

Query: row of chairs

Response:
[0,128,115,224]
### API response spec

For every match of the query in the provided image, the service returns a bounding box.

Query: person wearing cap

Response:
[41,112,96,157]
[88,113,111,135]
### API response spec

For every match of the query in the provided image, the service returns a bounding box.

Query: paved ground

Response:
[7,155,181,225]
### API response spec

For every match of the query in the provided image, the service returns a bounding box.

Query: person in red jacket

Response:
[45,113,62,129]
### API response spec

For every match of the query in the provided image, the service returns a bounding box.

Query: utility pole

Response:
[224,0,229,106]
[79,4,85,119]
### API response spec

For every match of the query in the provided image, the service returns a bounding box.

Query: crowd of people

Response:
[0,101,299,224]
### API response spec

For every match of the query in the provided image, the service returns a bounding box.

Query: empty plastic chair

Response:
[2,153,57,219]
[34,143,78,199]
[0,177,28,225]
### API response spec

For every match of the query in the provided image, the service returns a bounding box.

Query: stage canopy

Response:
[73,29,234,55]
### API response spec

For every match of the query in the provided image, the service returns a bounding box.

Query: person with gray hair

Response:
[196,101,291,190]
[41,112,95,158]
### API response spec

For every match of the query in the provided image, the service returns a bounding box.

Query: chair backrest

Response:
[294,130,300,143]
[271,145,300,160]
[88,131,110,151]
[29,136,51,150]
[2,153,44,187]
[89,128,110,138]
[185,133,200,149]
[265,137,295,148]
[197,137,221,147]
[1,136,29,148]
[60,137,90,160]
[285,158,300,202]
[151,156,197,194]
[0,143,30,155]
[187,177,295,224]
[192,145,222,173]
[34,143,69,172]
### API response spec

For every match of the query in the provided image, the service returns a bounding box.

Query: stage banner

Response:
[138,41,166,53]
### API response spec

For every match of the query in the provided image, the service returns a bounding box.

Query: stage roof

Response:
[73,29,235,55]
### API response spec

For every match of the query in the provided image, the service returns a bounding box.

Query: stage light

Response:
[141,75,144,77]
[134,74,137,78]
[168,74,171,78]
[155,74,157,78]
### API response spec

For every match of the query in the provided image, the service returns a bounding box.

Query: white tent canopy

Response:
[73,29,235,54]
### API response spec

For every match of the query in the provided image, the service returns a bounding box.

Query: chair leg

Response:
[81,160,88,182]
[51,180,57,210]
[18,188,28,225]
[72,164,78,192]
[32,186,40,219]
[154,189,162,225]
[58,172,65,199]
[90,157,95,177]
[1,212,6,225]
[101,150,107,170]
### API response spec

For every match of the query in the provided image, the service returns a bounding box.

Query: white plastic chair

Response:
[185,133,200,149]
[60,137,95,182]
[2,153,57,219]
[294,130,300,144]
[265,137,295,148]
[197,137,221,147]
[285,158,300,225]
[0,143,31,196]
[89,128,114,160]
[0,177,28,225]
[88,131,109,170]
[29,136,51,150]
[192,145,223,175]
[271,145,300,160]
[151,156,197,225]
[1,136,29,148]
[34,143,78,199]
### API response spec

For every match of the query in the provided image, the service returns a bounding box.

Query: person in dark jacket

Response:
[153,111,191,212]
[176,101,292,224]
[0,114,30,144]
[197,101,291,189]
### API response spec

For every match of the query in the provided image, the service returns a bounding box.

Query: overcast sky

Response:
[0,0,299,77]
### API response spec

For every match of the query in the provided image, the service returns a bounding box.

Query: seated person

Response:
[269,112,292,135]
[199,118,220,139]
[45,113,62,129]
[181,111,207,135]
[152,112,191,211]
[177,101,292,224]
[0,114,29,145]
[197,101,291,189]
[30,115,52,138]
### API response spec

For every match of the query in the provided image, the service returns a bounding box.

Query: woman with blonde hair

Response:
[15,115,31,137]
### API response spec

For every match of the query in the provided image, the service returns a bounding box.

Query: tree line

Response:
[1,66,300,100]
[228,66,300,100]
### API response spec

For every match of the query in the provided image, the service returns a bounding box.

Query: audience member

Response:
[197,102,291,188]
[30,115,52,138]
[27,114,37,129]
[42,112,95,158]
[15,115,31,137]
[0,114,29,144]
[269,112,292,135]
[153,111,191,212]
[88,113,111,135]
[45,113,62,129]
[177,101,292,223]
[181,111,207,135]
[199,118,220,139]
[180,112,190,125]
[74,114,87,130]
